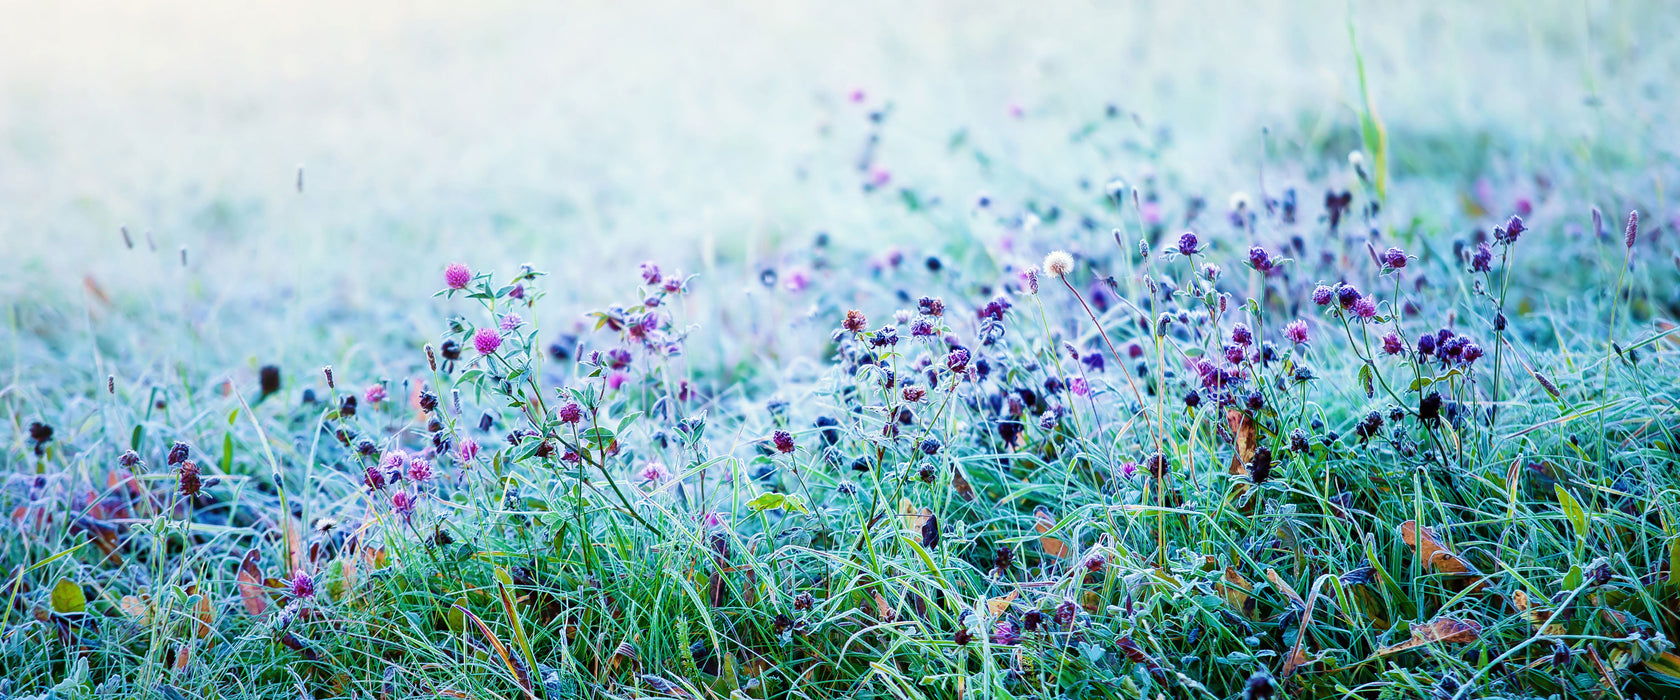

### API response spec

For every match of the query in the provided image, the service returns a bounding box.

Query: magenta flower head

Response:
[1382,332,1405,355]
[1312,284,1335,306]
[640,261,662,286]
[1069,377,1089,396]
[606,371,629,390]
[991,621,1021,645]
[1352,296,1378,320]
[380,449,406,471]
[445,263,472,290]
[1495,215,1526,244]
[458,438,480,463]
[364,465,388,491]
[499,314,524,331]
[1382,247,1408,269]
[945,347,971,373]
[1284,320,1309,345]
[1176,231,1200,256]
[288,569,317,600]
[364,384,387,404]
[1231,323,1253,347]
[473,328,503,355]
[772,430,796,454]
[390,490,417,520]
[1119,461,1139,478]
[406,457,434,483]
[559,401,584,424]
[639,462,671,482]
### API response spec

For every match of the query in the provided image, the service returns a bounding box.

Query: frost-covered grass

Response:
[6,2,1680,699]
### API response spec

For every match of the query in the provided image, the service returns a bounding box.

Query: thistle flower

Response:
[1284,320,1309,345]
[473,328,503,355]
[287,569,317,600]
[444,263,472,290]
[1042,251,1074,278]
[772,430,796,454]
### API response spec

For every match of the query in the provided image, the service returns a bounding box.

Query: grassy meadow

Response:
[5,1,1680,698]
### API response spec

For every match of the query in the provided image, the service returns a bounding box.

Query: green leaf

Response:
[615,411,644,435]
[52,578,86,613]
[782,495,810,514]
[130,425,144,451]
[746,493,786,512]
[1555,485,1588,540]
[581,427,615,448]
[220,433,234,473]
[1563,564,1583,590]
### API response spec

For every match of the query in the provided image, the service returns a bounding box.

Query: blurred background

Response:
[1,0,1675,370]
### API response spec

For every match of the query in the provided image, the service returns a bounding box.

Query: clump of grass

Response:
[5,95,1680,700]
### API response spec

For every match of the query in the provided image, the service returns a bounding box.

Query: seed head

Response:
[1042,251,1074,278]
[168,441,191,466]
[1624,210,1639,248]
[842,309,868,334]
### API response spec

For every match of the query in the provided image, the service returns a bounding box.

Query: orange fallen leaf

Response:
[1375,617,1481,656]
[237,549,268,616]
[1400,521,1474,575]
[986,590,1018,616]
[1034,506,1069,558]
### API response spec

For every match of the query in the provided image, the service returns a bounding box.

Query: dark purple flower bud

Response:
[1231,323,1253,347]
[1183,390,1201,409]
[1352,296,1378,320]
[559,402,584,424]
[919,437,942,456]
[1471,243,1492,272]
[945,347,971,374]
[1336,285,1362,310]
[1312,284,1335,306]
[917,297,945,317]
[1247,245,1274,273]
[168,441,191,466]
[1176,231,1199,256]
[772,430,796,454]
[1624,210,1639,249]
[1417,333,1436,355]
[1382,333,1404,355]
[910,319,936,338]
[1381,247,1407,269]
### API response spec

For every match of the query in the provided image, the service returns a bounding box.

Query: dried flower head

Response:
[842,309,868,334]
[1042,251,1074,278]
[178,460,202,496]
